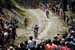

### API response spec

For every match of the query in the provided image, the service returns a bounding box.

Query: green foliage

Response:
[15,35,28,45]
[37,0,62,4]
[0,0,12,7]
[0,0,6,7]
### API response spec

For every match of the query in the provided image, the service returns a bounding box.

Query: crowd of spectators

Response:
[2,31,75,50]
[0,1,75,50]
[0,15,17,50]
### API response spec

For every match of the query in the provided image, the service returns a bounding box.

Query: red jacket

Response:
[60,46,70,50]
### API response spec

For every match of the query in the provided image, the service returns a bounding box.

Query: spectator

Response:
[45,39,57,50]
[3,30,9,42]
[0,28,4,45]
[15,45,21,50]
[28,36,36,50]
[65,38,75,50]
[60,42,71,50]
[7,44,15,50]
[24,41,28,50]
[7,46,15,50]
[36,44,42,50]
[53,36,61,50]
[20,43,26,50]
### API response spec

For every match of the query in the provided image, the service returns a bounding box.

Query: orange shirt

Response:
[46,43,57,50]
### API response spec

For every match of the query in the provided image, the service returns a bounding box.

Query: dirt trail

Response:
[16,9,67,40]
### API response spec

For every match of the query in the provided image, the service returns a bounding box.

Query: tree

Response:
[62,0,67,11]
[0,0,14,9]
[71,0,75,12]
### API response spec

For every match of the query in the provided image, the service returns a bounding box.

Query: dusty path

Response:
[27,9,68,40]
[27,9,47,33]
[16,9,68,41]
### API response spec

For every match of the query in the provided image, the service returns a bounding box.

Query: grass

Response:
[66,10,75,19]
[15,36,28,45]
[11,0,33,44]
[17,22,24,28]
[12,0,33,28]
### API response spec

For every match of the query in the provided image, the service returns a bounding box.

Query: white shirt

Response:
[28,40,35,48]
[4,32,8,37]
